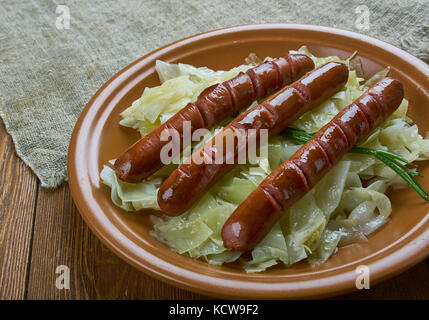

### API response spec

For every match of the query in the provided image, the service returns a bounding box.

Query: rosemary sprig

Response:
[282,127,428,201]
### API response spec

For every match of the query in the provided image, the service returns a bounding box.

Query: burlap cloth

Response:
[0,0,427,187]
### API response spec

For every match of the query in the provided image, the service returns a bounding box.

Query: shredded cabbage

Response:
[119,61,252,136]
[100,161,161,211]
[101,46,429,272]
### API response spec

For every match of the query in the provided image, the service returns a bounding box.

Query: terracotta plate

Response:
[68,24,429,299]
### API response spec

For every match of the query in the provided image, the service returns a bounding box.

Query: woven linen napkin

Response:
[0,0,427,187]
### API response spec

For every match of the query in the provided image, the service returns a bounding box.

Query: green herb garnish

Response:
[282,127,428,201]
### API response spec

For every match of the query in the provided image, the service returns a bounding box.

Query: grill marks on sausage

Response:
[194,54,318,132]
[260,185,283,211]
[274,56,292,86]
[222,80,240,112]
[195,83,234,127]
[367,77,405,118]
[285,55,297,80]
[221,77,404,252]
[290,83,311,104]
[368,90,388,118]
[157,62,349,215]
[291,141,331,188]
[199,57,293,127]
[114,54,314,182]
[270,61,283,89]
[315,122,349,164]
[333,104,369,148]
[261,162,310,211]
[246,68,267,99]
[358,93,385,126]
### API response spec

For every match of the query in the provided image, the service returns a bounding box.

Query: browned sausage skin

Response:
[158,62,349,215]
[221,77,404,252]
[114,54,314,182]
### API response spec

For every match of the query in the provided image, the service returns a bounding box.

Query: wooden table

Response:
[1,119,428,300]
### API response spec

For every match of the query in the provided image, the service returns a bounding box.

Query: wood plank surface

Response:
[26,184,206,299]
[0,118,428,300]
[0,120,38,299]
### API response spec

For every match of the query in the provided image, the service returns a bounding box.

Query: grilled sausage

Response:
[158,62,349,215]
[221,77,404,252]
[114,54,314,182]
